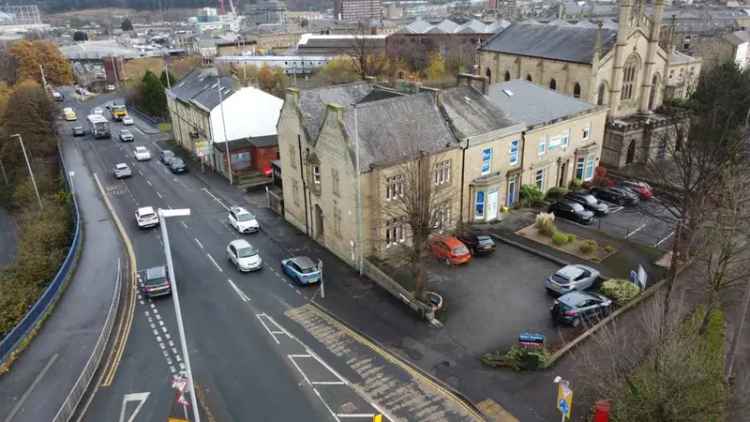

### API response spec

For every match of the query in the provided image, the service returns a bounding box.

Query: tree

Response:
[73,31,88,41]
[314,56,359,85]
[8,40,74,86]
[160,69,176,88]
[347,23,388,80]
[139,70,167,117]
[424,52,447,82]
[257,65,288,98]
[121,17,134,31]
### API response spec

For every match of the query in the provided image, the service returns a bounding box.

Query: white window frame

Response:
[538,139,546,156]
[385,218,405,247]
[475,191,485,219]
[313,165,321,185]
[575,157,585,180]
[434,160,451,186]
[584,157,595,181]
[562,129,570,149]
[386,175,404,200]
[535,168,545,190]
[509,139,519,165]
[481,148,492,176]
[582,125,591,140]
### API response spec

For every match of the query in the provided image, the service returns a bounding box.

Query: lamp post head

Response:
[553,376,562,384]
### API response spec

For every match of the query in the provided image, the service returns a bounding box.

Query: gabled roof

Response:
[168,67,237,112]
[296,82,401,142]
[210,86,283,143]
[342,93,457,170]
[399,18,506,34]
[439,86,523,139]
[485,79,597,127]
[480,23,618,64]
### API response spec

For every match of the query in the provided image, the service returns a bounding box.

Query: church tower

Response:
[608,0,632,115]
[639,0,665,112]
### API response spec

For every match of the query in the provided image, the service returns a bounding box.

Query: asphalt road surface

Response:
[60,91,409,422]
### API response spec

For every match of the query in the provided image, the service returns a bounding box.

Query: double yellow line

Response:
[93,173,137,387]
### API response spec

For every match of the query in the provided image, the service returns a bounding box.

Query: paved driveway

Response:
[588,199,676,250]
[427,243,566,354]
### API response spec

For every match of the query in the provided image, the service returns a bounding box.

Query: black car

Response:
[590,186,640,206]
[169,158,187,174]
[160,150,176,165]
[141,265,172,298]
[550,291,612,327]
[564,191,609,216]
[72,126,85,137]
[548,200,594,225]
[456,232,496,255]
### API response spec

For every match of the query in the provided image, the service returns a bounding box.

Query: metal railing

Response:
[0,152,82,365]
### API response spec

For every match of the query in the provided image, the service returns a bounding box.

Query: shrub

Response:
[545,186,568,201]
[604,245,615,253]
[489,345,550,371]
[535,212,556,237]
[520,184,545,208]
[567,234,577,243]
[580,239,598,254]
[569,178,583,191]
[552,231,570,246]
[600,279,641,306]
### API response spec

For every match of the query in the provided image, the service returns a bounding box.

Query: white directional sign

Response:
[119,392,150,422]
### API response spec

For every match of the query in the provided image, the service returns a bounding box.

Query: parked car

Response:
[590,186,640,206]
[168,158,188,174]
[618,180,653,200]
[430,235,471,265]
[548,200,594,225]
[160,150,176,165]
[550,291,612,327]
[456,232,496,256]
[135,206,159,228]
[119,129,134,142]
[544,264,600,295]
[122,115,134,125]
[72,126,85,137]
[113,162,132,179]
[134,146,151,161]
[141,265,172,298]
[226,239,263,272]
[52,91,64,101]
[228,206,259,233]
[564,191,609,216]
[281,256,321,285]
[106,84,116,92]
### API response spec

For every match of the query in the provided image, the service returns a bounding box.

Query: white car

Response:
[93,107,104,115]
[228,206,259,233]
[122,116,134,125]
[135,206,159,229]
[113,163,132,179]
[134,146,151,161]
[226,239,262,272]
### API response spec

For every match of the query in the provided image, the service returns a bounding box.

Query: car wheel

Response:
[571,317,581,328]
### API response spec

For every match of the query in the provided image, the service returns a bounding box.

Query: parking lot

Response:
[426,242,575,354]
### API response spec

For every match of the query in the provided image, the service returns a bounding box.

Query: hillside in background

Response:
[4,0,218,13]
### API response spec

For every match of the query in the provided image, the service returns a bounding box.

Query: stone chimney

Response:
[456,73,489,95]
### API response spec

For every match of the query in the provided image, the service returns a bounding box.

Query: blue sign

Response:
[558,399,569,415]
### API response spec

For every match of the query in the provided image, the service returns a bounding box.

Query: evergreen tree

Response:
[121,18,133,32]
[140,70,166,117]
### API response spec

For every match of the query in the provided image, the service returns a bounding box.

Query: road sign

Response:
[557,382,573,420]
[195,141,210,158]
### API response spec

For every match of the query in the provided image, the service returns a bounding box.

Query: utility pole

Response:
[11,134,43,211]
[217,80,233,184]
[354,104,363,276]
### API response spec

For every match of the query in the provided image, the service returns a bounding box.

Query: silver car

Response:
[545,264,600,295]
[113,163,132,179]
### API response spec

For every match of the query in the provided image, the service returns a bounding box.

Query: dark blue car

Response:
[281,256,321,285]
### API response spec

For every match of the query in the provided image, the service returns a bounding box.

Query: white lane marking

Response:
[337,414,376,418]
[626,223,648,238]
[207,253,223,272]
[201,187,230,211]
[289,356,313,385]
[146,180,152,186]
[312,381,347,385]
[180,221,188,229]
[137,170,143,176]
[194,238,204,249]
[4,354,59,422]
[255,314,282,344]
[655,230,675,247]
[156,191,163,199]
[608,205,624,214]
[312,387,341,422]
[118,392,150,422]
[227,279,251,302]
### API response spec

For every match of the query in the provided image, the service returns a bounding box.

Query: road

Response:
[60,91,446,422]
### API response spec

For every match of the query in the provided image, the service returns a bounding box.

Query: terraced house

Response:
[276,77,607,264]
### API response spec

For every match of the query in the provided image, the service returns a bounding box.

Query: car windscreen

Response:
[477,236,493,245]
[144,274,167,286]
[452,245,469,255]
[237,213,254,222]
[171,159,184,166]
[552,273,570,284]
[570,203,585,212]
[583,195,597,205]
[298,264,317,274]
[237,246,257,258]
[139,212,156,219]
[116,164,128,170]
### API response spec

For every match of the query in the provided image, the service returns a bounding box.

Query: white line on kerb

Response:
[207,253,223,272]
[4,354,58,422]
[194,238,204,249]
[201,187,230,211]
[227,279,251,302]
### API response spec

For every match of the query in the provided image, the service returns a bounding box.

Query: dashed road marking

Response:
[626,222,648,238]
[227,279,251,302]
[201,187,230,211]
[156,191,163,199]
[180,221,188,229]
[655,230,675,247]
[194,238,204,249]
[207,253,223,273]
[146,180,152,186]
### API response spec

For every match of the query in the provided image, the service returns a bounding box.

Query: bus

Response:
[87,114,111,139]
[110,104,128,121]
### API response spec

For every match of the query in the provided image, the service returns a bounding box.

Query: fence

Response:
[0,151,82,366]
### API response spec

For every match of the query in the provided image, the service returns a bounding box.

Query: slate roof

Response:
[481,23,618,64]
[169,68,236,111]
[342,93,457,170]
[485,79,597,127]
[671,49,699,65]
[438,86,523,139]
[401,18,508,34]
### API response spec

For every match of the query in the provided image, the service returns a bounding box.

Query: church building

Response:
[478,0,702,169]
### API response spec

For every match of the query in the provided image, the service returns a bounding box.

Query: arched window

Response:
[573,82,581,98]
[504,70,511,81]
[622,54,640,101]
[597,82,608,105]
[549,79,557,90]
[626,140,636,164]
[526,74,533,82]
[485,67,492,84]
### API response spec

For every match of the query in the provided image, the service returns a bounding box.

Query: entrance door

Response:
[558,161,568,187]
[486,191,499,221]
[314,204,324,240]
[507,176,517,207]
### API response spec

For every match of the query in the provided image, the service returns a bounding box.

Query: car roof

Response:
[291,256,316,269]
[138,206,155,214]
[163,150,174,155]
[231,206,250,215]
[435,235,463,248]
[229,239,251,248]
[135,146,147,150]
[115,163,128,169]
[146,265,166,279]
[120,129,130,132]
[556,265,586,279]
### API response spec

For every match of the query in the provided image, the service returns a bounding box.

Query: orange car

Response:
[430,235,472,265]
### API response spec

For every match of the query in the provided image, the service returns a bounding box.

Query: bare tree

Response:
[348,23,388,80]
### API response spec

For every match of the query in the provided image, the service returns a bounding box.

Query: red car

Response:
[430,235,471,265]
[619,180,653,200]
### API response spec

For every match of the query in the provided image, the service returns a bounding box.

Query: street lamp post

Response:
[11,133,43,211]
[217,81,233,185]
[158,208,200,422]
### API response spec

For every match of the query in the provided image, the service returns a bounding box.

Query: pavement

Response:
[0,207,16,268]
[0,100,122,422]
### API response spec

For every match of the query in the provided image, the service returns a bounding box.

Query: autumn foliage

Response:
[7,40,73,86]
